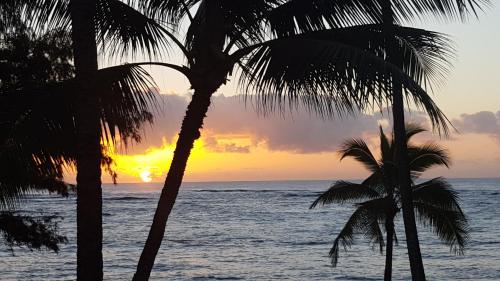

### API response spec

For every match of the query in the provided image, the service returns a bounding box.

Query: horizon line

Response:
[99,176,500,185]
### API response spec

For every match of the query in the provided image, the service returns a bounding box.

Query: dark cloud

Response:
[133,94,431,154]
[453,111,500,140]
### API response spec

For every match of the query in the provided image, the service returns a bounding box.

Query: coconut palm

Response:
[310,124,469,281]
[0,25,156,237]
[0,6,161,280]
[377,1,487,279]
[130,1,490,279]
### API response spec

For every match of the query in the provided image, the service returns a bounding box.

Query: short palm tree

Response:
[310,124,469,281]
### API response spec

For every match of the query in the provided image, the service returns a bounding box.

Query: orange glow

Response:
[106,138,176,183]
[102,133,359,183]
[97,132,500,183]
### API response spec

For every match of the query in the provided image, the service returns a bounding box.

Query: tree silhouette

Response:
[129,1,475,279]
[311,125,469,281]
[0,28,74,252]
[0,13,159,277]
[377,1,488,279]
[1,1,172,278]
[2,1,488,279]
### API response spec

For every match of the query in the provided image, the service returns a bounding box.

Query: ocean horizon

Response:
[1,178,499,280]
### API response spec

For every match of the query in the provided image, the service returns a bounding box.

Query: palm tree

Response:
[68,1,105,279]
[4,1,485,279]
[0,6,165,280]
[311,124,469,281]
[377,1,487,279]
[130,1,482,279]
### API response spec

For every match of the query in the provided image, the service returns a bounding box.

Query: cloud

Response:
[204,135,250,153]
[453,111,500,140]
[134,94,430,154]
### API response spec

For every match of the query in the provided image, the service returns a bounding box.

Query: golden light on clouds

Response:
[98,131,500,184]
[101,133,359,183]
[106,138,176,183]
[105,134,256,182]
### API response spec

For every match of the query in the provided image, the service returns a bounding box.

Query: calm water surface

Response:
[1,179,499,280]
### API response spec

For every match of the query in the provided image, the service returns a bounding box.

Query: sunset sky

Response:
[90,5,500,183]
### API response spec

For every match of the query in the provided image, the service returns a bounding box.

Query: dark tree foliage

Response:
[0,27,156,252]
[0,28,74,252]
[0,213,67,253]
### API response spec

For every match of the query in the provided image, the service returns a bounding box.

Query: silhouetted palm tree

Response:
[3,1,486,280]
[0,6,161,280]
[129,1,479,279]
[376,1,488,279]
[311,124,469,281]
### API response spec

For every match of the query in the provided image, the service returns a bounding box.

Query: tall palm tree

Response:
[0,26,155,250]
[311,125,469,281]
[68,2,105,279]
[0,6,164,278]
[129,1,484,279]
[377,1,487,279]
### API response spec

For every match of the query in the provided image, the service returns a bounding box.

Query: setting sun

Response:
[139,170,153,182]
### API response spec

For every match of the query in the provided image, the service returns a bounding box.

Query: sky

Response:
[90,3,500,183]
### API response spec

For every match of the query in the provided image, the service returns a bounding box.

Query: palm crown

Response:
[6,0,485,126]
[311,124,469,267]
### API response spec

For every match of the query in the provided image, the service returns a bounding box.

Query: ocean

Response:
[1,179,499,280]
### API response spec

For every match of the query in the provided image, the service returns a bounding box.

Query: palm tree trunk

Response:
[133,89,213,281]
[391,81,425,281]
[70,1,103,280]
[384,218,395,281]
[381,1,426,280]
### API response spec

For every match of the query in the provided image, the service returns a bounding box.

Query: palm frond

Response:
[215,0,276,50]
[96,0,177,59]
[413,178,469,254]
[225,0,488,52]
[408,142,450,177]
[361,171,389,195]
[412,178,462,212]
[12,63,158,146]
[236,24,452,133]
[414,201,469,254]
[391,0,490,22]
[139,0,199,26]
[249,0,381,39]
[338,139,380,174]
[0,0,25,31]
[95,64,158,144]
[0,0,70,32]
[329,198,388,266]
[392,25,454,90]
[310,181,381,209]
[405,123,427,140]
